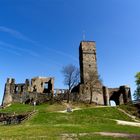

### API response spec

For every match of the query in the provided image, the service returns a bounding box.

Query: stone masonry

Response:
[79,41,98,83]
[2,77,54,106]
[74,41,132,105]
[78,41,103,104]
[2,40,132,106]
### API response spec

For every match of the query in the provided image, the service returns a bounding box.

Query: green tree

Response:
[134,72,140,99]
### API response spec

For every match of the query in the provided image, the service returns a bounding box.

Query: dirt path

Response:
[95,132,140,139]
[57,106,140,127]
[61,132,140,140]
[116,120,140,127]
[115,108,140,127]
[118,108,140,122]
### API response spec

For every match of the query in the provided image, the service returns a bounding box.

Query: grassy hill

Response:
[0,103,140,140]
[119,103,140,118]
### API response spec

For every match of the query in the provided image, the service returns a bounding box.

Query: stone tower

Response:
[2,78,15,106]
[78,41,104,104]
[79,41,98,83]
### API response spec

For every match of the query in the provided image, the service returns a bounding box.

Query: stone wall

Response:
[30,77,54,93]
[103,85,132,105]
[2,77,54,106]
[2,40,132,106]
[72,40,132,105]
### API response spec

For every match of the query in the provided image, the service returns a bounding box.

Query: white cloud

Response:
[36,43,78,62]
[0,41,39,57]
[0,46,21,56]
[0,26,78,62]
[0,26,36,43]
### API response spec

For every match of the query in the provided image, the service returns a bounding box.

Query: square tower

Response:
[79,41,98,83]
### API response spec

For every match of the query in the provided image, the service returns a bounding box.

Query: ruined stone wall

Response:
[12,92,50,104]
[78,84,104,104]
[30,77,54,94]
[2,77,54,106]
[76,40,132,105]
[2,40,132,106]
[2,78,15,106]
[103,85,132,105]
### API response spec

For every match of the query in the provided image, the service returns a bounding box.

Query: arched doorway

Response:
[109,91,121,105]
[110,100,116,106]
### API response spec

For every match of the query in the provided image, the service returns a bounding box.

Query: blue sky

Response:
[0,0,140,102]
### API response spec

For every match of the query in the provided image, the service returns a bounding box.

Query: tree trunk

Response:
[89,87,93,104]
[50,90,54,104]
[67,90,70,103]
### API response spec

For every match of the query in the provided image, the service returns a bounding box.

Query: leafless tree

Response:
[62,64,80,103]
[83,70,102,104]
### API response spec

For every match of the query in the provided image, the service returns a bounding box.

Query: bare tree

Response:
[83,70,102,104]
[62,64,80,103]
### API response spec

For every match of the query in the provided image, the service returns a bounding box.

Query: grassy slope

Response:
[119,103,140,119]
[0,103,140,140]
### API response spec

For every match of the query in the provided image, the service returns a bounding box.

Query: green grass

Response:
[0,103,34,113]
[0,103,140,140]
[119,103,140,119]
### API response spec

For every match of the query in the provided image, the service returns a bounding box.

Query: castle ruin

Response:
[2,77,54,106]
[2,40,132,106]
[76,41,132,105]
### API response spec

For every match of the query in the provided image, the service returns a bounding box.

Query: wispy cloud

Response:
[0,46,21,56]
[0,26,78,62]
[0,41,39,57]
[0,26,36,43]
[0,40,64,67]
[47,47,78,62]
[36,43,78,62]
